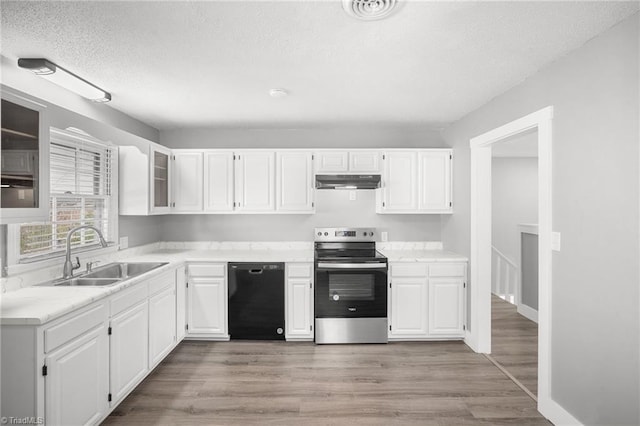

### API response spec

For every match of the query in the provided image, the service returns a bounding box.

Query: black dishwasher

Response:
[228,263,285,340]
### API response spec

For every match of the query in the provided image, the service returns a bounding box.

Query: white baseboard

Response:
[539,396,583,426]
[517,303,538,323]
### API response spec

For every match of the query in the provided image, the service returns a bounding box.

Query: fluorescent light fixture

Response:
[18,58,112,103]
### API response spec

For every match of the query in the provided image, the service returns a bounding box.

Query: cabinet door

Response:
[176,266,187,342]
[419,151,452,212]
[110,301,149,404]
[187,277,227,336]
[428,278,465,336]
[204,151,234,212]
[286,278,313,339]
[350,151,380,173]
[389,277,428,337]
[381,152,418,212]
[1,91,50,223]
[45,324,109,426]
[150,145,172,214]
[173,151,203,212]
[149,286,177,368]
[315,151,348,172]
[235,151,275,211]
[276,151,314,212]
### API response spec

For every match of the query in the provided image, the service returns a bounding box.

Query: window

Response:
[17,128,116,262]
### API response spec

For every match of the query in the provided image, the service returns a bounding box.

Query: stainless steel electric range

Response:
[314,227,388,344]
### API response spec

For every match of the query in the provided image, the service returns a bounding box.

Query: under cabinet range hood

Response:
[315,174,381,190]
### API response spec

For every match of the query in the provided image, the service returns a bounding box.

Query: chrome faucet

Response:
[63,225,109,279]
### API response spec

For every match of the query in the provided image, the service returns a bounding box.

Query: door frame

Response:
[467,106,569,422]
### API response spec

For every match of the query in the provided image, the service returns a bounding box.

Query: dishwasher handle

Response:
[248,268,264,275]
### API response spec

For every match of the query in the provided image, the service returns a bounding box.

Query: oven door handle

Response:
[316,262,387,269]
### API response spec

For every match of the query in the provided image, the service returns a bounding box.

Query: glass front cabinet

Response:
[149,145,172,214]
[1,89,50,223]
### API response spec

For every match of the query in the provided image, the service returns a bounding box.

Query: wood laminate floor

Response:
[103,340,550,425]
[491,295,539,396]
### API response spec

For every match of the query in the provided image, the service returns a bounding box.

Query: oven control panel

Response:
[314,227,377,242]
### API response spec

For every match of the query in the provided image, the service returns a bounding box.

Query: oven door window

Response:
[329,274,374,301]
[315,268,387,318]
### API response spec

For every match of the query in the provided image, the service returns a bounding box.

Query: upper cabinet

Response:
[204,151,234,212]
[234,151,275,212]
[120,147,450,216]
[276,151,314,213]
[149,145,173,214]
[0,91,50,223]
[315,150,380,174]
[377,149,452,214]
[418,151,452,212]
[119,143,174,215]
[173,151,203,212]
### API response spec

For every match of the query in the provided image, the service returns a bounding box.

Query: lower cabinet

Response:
[149,284,177,368]
[0,267,181,426]
[45,319,110,426]
[389,262,466,340]
[109,301,149,405]
[285,263,314,340]
[186,263,228,339]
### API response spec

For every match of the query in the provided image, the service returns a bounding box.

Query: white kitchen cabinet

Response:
[428,278,465,336]
[119,142,174,216]
[378,149,453,214]
[186,263,228,339]
[379,151,418,212]
[389,264,428,338]
[149,284,177,368]
[150,145,173,214]
[276,151,314,212]
[349,151,380,173]
[234,151,275,212]
[1,90,50,223]
[109,301,149,405]
[388,262,466,340]
[173,150,203,212]
[428,263,466,337]
[314,151,349,172]
[418,150,452,213]
[285,263,314,340]
[315,150,380,174]
[45,324,110,426]
[176,265,187,341]
[204,151,234,212]
[1,268,183,425]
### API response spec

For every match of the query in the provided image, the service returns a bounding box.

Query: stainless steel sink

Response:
[40,262,169,287]
[84,262,168,279]
[54,277,122,287]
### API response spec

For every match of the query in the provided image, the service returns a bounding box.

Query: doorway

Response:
[466,106,554,417]
[490,130,539,399]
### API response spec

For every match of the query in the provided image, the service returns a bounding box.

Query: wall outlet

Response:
[119,236,128,250]
[349,191,356,201]
[552,232,561,252]
[381,231,388,242]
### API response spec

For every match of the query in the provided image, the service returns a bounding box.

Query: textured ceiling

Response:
[1,1,638,130]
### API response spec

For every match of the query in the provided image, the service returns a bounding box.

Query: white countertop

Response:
[1,243,465,326]
[380,249,468,262]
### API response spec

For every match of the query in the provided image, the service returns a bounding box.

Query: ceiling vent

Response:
[343,0,397,21]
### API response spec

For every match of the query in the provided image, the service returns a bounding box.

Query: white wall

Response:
[161,190,441,242]
[442,13,639,425]
[492,157,538,263]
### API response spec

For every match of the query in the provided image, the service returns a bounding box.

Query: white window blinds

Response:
[19,129,115,260]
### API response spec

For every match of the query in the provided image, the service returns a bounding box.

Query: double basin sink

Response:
[43,262,168,287]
